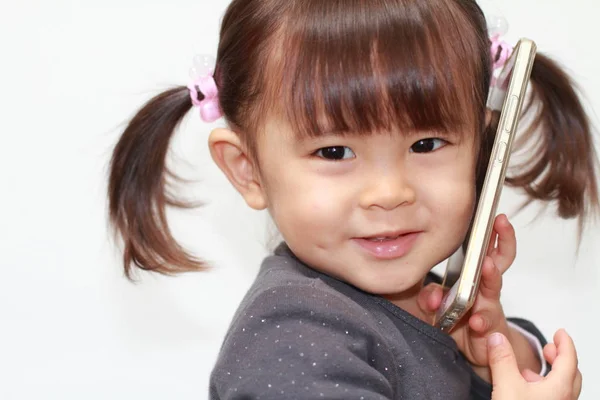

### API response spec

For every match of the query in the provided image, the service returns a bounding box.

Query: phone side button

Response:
[496,142,507,163]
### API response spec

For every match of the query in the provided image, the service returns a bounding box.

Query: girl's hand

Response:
[417,215,538,379]
[488,329,583,400]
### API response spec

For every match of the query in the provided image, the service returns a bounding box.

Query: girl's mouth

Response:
[353,231,422,260]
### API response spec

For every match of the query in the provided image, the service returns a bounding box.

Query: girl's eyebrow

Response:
[292,124,464,143]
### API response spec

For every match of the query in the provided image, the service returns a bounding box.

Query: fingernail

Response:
[488,333,505,347]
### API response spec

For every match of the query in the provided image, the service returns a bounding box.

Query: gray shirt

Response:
[210,243,500,399]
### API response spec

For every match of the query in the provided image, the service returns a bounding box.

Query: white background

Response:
[1,0,598,398]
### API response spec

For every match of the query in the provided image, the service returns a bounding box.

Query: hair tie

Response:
[487,16,514,88]
[490,34,514,71]
[188,55,223,123]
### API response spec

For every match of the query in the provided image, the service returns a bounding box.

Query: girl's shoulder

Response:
[235,242,384,330]
[210,244,401,398]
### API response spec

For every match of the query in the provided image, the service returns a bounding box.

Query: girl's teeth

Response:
[369,236,399,242]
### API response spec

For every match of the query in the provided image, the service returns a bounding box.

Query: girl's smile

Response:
[352,231,423,260]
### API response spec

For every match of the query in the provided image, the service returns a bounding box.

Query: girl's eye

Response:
[315,146,356,160]
[410,138,447,153]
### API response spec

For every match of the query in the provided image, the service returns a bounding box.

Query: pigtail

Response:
[507,53,600,233]
[108,87,207,279]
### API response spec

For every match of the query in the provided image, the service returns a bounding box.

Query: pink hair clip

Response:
[487,16,514,88]
[490,34,514,71]
[188,55,223,123]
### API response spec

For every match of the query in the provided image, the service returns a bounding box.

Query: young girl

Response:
[108,0,596,398]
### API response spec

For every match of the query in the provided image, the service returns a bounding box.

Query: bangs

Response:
[268,0,490,139]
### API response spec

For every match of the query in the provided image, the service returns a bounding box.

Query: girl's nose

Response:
[358,170,416,211]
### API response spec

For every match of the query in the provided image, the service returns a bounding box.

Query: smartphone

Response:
[433,38,537,333]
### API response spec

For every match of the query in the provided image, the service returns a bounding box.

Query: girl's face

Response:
[255,118,478,296]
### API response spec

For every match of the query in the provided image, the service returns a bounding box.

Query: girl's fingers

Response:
[544,343,558,365]
[556,329,578,364]
[477,256,502,299]
[469,308,507,335]
[487,332,524,384]
[417,283,443,315]
[469,311,492,333]
[547,330,578,383]
[490,214,516,274]
[489,329,583,399]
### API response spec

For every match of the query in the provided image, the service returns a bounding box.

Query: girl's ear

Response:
[208,128,268,210]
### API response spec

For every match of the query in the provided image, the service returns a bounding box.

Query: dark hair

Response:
[108,0,599,278]
[507,55,599,231]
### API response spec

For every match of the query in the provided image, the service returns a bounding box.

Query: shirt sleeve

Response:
[210,282,396,400]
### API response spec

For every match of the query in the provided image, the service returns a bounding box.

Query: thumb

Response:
[488,332,523,384]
